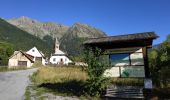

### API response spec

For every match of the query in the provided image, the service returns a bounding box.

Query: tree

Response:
[149,41,170,88]
[0,42,14,66]
[166,34,170,42]
[83,47,111,96]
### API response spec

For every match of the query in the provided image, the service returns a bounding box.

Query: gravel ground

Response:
[0,68,37,100]
[41,93,80,100]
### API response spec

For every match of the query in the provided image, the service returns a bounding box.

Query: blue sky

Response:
[0,0,170,44]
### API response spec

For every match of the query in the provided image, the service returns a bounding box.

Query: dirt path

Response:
[0,68,37,100]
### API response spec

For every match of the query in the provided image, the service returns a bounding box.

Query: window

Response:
[107,49,145,78]
[32,49,35,52]
[109,52,144,66]
[36,57,42,61]
[53,58,56,62]
[18,61,27,66]
[110,53,130,66]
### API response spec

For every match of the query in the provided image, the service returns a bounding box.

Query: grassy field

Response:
[0,66,28,72]
[29,66,89,99]
[29,66,170,99]
[31,66,87,84]
[29,66,145,99]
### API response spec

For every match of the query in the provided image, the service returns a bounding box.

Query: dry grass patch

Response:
[0,66,28,72]
[31,66,87,84]
[111,77,144,86]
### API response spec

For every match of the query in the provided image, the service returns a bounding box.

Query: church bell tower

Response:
[55,38,59,54]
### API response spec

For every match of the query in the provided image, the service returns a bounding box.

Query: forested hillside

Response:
[0,18,52,56]
[7,17,106,59]
[0,42,13,65]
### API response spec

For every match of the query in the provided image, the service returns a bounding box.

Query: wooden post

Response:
[142,47,150,78]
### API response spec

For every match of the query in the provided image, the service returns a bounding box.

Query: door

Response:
[36,57,42,61]
[18,61,27,66]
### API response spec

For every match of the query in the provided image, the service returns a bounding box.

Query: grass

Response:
[0,66,28,72]
[26,64,170,99]
[29,66,88,99]
[31,66,87,84]
[111,77,144,86]
[143,88,170,99]
[29,66,145,99]
[25,86,31,100]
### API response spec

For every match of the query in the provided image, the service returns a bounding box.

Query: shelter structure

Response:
[84,32,158,78]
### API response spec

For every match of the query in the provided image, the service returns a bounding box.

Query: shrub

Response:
[149,42,170,88]
[83,47,111,96]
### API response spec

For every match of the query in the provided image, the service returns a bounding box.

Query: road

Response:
[0,68,37,100]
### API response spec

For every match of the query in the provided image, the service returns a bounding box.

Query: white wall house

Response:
[49,39,72,65]
[26,47,46,65]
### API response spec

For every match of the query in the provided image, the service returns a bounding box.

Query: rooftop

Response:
[84,32,158,49]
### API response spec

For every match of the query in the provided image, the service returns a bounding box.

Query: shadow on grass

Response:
[38,80,86,96]
[143,88,170,99]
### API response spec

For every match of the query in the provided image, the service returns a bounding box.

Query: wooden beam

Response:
[142,47,150,78]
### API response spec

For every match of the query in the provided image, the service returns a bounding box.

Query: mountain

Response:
[60,23,106,56]
[64,22,106,38]
[0,18,52,55]
[7,16,106,39]
[7,16,107,57]
[7,16,69,40]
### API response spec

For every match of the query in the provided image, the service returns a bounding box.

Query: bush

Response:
[32,61,43,68]
[149,42,170,88]
[83,47,111,96]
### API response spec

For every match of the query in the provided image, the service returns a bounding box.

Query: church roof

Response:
[54,49,65,55]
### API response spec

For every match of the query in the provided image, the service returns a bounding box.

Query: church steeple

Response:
[55,38,60,54]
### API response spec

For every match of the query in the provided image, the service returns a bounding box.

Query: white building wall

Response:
[26,47,42,57]
[26,47,46,65]
[49,55,72,65]
[27,61,33,68]
[8,59,18,68]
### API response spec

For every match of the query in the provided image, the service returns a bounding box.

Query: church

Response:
[49,39,72,65]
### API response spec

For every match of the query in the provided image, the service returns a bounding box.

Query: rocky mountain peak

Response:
[7,16,69,39]
[8,16,39,25]
[4,16,107,56]
[7,16,106,40]
[67,22,106,38]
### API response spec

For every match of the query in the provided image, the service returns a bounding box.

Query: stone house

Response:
[8,51,34,68]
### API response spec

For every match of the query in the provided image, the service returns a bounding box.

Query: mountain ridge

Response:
[6,16,106,57]
[0,18,52,55]
[7,16,106,40]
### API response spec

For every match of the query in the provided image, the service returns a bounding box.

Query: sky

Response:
[0,0,170,45]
